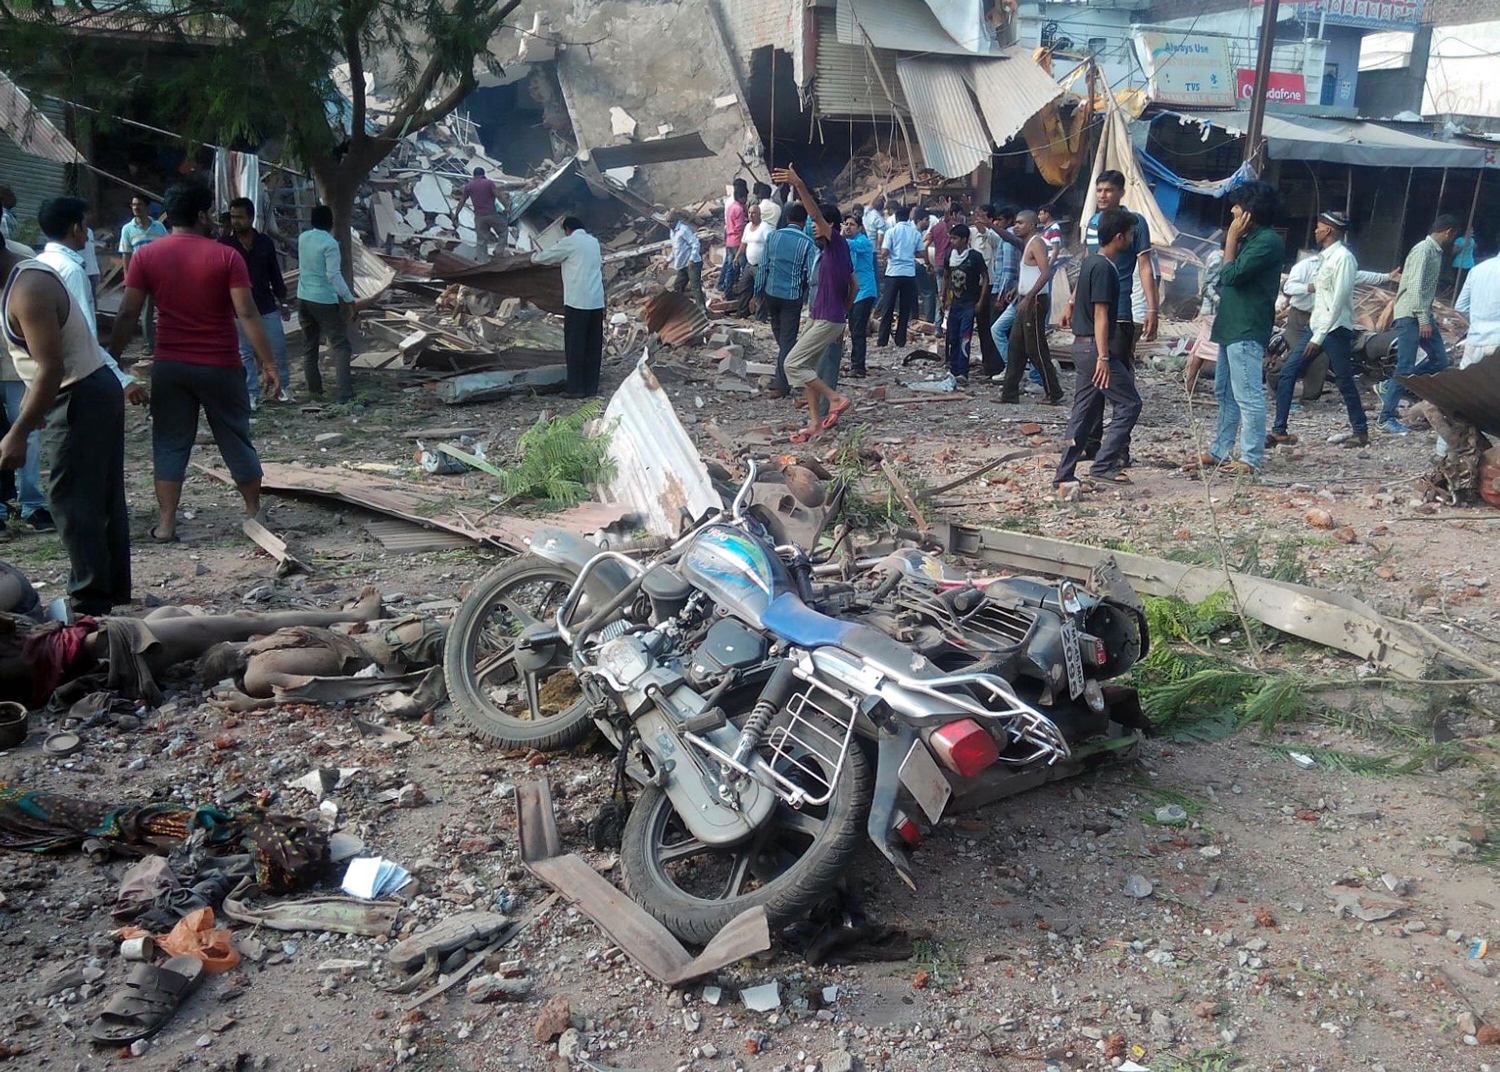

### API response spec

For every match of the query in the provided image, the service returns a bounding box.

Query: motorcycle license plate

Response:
[1059,615,1086,700]
[899,741,952,824]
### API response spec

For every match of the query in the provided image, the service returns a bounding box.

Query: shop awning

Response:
[895,57,991,179]
[969,49,1067,148]
[1163,110,1489,170]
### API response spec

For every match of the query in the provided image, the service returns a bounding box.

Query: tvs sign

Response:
[1237,69,1307,105]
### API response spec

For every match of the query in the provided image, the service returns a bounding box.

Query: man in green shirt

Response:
[1193,182,1285,477]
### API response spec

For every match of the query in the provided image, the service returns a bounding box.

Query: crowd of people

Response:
[696,165,1483,497]
[0,180,373,620]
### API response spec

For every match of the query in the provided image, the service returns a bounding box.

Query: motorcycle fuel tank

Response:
[678,524,794,629]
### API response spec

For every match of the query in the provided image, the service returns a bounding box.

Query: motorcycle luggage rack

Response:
[683,677,858,811]
[891,582,1036,651]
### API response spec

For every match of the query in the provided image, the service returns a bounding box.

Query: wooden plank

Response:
[196,462,627,552]
[242,518,310,576]
[939,523,1437,679]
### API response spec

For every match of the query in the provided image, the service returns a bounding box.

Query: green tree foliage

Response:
[0,0,521,275]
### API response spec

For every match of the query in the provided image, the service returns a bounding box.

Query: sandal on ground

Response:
[790,430,820,445]
[1089,468,1133,484]
[148,527,179,544]
[90,955,205,1046]
[820,398,853,431]
[1181,452,1218,473]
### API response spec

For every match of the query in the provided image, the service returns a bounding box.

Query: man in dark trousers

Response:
[531,216,605,398]
[0,224,132,613]
[221,196,290,406]
[939,223,987,386]
[1054,208,1142,491]
[111,181,278,542]
[755,203,815,397]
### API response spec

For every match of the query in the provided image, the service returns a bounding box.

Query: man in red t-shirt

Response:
[453,167,509,261]
[109,182,278,542]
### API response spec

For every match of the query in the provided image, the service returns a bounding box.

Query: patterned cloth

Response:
[0,782,328,893]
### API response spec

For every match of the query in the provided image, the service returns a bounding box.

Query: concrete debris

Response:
[610,106,637,138]
[740,982,781,1012]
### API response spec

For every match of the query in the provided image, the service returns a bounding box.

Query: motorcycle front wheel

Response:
[620,726,871,945]
[444,557,593,752]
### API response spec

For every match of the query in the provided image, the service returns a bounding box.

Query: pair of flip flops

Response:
[90,955,204,1046]
[791,399,854,443]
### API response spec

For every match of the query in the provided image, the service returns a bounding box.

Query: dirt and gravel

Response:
[1,313,1497,1072]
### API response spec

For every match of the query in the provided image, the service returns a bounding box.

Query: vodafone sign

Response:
[1236,69,1307,105]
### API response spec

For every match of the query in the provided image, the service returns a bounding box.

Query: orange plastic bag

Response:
[118,907,241,974]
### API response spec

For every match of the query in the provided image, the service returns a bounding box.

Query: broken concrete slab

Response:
[609,106,637,138]
[413,174,451,215]
[516,780,769,986]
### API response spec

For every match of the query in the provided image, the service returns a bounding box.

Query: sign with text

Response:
[1237,68,1307,105]
[1133,31,1236,108]
[1288,0,1423,29]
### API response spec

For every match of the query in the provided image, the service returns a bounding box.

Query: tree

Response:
[0,0,523,281]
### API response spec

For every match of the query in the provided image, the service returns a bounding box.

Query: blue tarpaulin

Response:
[1137,150,1256,200]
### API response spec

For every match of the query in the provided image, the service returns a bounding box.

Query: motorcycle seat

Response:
[761,593,942,679]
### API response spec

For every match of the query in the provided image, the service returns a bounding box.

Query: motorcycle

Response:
[444,461,1149,943]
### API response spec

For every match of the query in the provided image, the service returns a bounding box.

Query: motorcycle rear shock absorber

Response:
[729,658,798,766]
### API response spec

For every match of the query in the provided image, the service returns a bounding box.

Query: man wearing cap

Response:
[1269,211,1369,448]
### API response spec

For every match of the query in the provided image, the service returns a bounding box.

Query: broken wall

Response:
[491,0,761,210]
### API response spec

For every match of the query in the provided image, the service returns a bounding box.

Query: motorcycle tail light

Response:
[929,719,1000,779]
[1080,632,1109,667]
[893,811,923,847]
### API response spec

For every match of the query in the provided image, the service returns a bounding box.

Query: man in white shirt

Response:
[532,216,605,398]
[754,182,781,232]
[1275,250,1395,410]
[1455,251,1500,367]
[1269,211,1370,448]
[667,210,705,310]
[876,204,925,348]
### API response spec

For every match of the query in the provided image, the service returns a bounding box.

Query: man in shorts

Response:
[109,182,278,542]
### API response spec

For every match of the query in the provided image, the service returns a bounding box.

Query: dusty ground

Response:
[1,312,1497,1072]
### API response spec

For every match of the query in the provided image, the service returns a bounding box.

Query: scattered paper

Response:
[341,857,412,899]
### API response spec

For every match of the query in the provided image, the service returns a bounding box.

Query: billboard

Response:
[1133,31,1236,108]
[1287,0,1423,30]
[1236,68,1308,105]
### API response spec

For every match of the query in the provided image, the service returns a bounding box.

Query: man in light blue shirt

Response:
[876,204,923,348]
[532,216,605,398]
[667,210,705,309]
[296,204,357,403]
[844,215,878,377]
[119,194,167,353]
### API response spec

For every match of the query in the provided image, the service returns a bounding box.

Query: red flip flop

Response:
[820,398,853,431]
[790,430,820,444]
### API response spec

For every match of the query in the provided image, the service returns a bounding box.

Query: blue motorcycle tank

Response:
[678,524,792,629]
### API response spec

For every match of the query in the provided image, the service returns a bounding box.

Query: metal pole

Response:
[769,49,777,166]
[1345,165,1353,217]
[1244,0,1282,165]
[1455,169,1483,302]
[1437,167,1449,212]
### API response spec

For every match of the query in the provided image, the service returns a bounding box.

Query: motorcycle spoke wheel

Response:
[444,560,593,751]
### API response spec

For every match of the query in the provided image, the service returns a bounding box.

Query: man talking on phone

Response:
[1188,181,1285,478]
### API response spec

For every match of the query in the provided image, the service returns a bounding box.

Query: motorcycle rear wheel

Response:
[620,727,871,946]
[444,557,592,752]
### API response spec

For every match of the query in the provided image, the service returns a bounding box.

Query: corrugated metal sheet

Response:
[814,9,907,119]
[0,93,71,233]
[969,49,1065,148]
[600,356,720,539]
[0,74,80,164]
[1401,349,1500,439]
[895,57,990,178]
[836,0,986,56]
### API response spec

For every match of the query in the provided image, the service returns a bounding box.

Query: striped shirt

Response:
[1392,234,1442,326]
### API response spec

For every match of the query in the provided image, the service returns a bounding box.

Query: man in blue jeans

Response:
[1269,211,1369,449]
[1377,214,1457,434]
[1185,182,1285,478]
[222,197,291,407]
[756,204,814,397]
[940,224,988,385]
